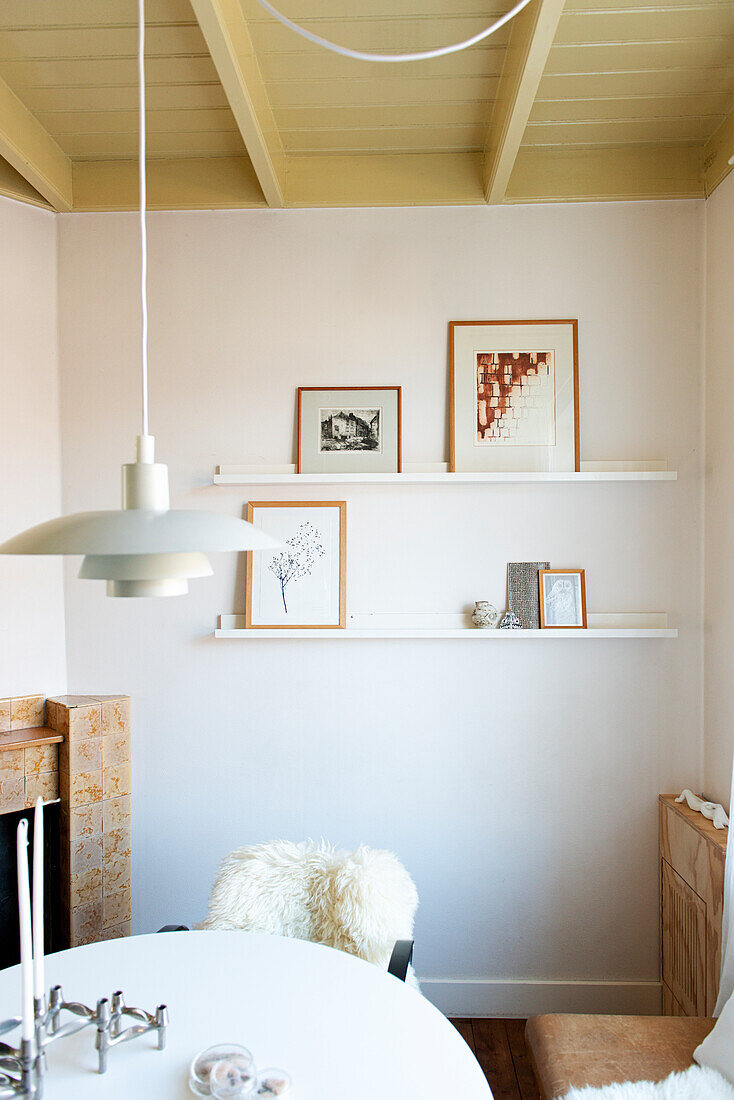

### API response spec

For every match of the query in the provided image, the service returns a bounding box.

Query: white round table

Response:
[0,931,491,1098]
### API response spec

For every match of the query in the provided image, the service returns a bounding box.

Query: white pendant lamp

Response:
[0,0,280,596]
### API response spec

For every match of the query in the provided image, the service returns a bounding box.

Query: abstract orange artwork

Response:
[476,350,555,446]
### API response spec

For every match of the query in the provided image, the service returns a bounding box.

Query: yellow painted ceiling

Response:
[0,0,731,210]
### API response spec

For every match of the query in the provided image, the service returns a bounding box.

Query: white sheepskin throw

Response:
[199,840,420,989]
[564,1065,734,1099]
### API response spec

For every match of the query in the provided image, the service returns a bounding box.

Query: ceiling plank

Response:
[286,151,484,207]
[704,104,734,197]
[483,0,566,204]
[189,0,286,207]
[0,74,72,210]
[506,143,704,203]
[72,156,266,211]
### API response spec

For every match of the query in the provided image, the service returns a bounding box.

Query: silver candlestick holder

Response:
[0,986,167,1098]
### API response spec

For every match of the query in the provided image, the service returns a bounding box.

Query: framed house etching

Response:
[245,501,347,629]
[297,387,402,474]
[449,320,580,472]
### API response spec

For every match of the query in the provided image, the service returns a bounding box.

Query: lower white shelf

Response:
[214,613,676,640]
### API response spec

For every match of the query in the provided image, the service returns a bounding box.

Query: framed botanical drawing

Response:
[449,320,579,472]
[297,387,402,474]
[245,501,346,629]
[539,569,587,629]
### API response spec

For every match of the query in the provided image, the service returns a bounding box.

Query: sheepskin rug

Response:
[199,840,420,988]
[564,1066,734,1099]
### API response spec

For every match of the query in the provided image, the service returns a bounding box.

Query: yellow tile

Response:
[104,827,132,861]
[70,834,103,874]
[102,731,130,768]
[50,695,99,707]
[70,900,103,946]
[68,769,102,808]
[0,777,24,813]
[103,852,131,893]
[48,704,69,736]
[103,888,132,929]
[69,738,102,772]
[0,699,10,732]
[11,696,45,730]
[1,748,25,777]
[69,803,103,841]
[24,772,59,807]
[102,795,131,833]
[68,705,101,741]
[58,741,69,774]
[103,762,131,799]
[105,920,132,940]
[70,866,102,908]
[101,699,131,737]
[24,744,58,777]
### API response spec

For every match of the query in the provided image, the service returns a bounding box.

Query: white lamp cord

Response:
[138,0,149,438]
[253,0,533,63]
[131,0,533,437]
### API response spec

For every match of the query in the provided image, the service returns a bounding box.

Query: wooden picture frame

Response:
[538,569,587,629]
[245,501,347,629]
[449,319,580,473]
[297,386,402,474]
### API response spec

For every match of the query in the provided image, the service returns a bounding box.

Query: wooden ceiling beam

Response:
[0,74,72,211]
[189,0,286,208]
[483,0,565,205]
[703,106,734,198]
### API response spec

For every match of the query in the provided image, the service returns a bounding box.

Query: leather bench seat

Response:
[525,1014,715,1099]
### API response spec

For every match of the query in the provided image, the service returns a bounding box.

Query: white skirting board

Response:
[419,979,662,1017]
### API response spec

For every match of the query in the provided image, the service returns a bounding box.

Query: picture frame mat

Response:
[449,320,579,473]
[538,568,587,629]
[298,387,402,474]
[245,500,347,629]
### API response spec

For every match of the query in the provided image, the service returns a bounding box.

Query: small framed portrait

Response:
[297,387,402,474]
[539,569,587,629]
[449,320,579,473]
[245,501,346,629]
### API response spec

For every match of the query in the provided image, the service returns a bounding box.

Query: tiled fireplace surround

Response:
[0,693,131,947]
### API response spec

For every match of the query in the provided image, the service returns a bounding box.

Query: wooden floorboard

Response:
[473,1018,522,1100]
[505,1019,541,1100]
[450,1017,476,1053]
[450,1018,540,1100]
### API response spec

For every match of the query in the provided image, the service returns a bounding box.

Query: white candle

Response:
[16,819,35,1044]
[32,797,44,1003]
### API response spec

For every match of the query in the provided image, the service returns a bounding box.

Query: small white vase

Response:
[471,601,498,628]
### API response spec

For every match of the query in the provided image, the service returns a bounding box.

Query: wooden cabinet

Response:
[659,794,727,1016]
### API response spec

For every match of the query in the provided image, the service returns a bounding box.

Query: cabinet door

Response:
[661,859,707,1015]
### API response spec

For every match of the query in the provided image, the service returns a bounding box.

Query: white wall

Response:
[704,171,734,808]
[57,201,704,1013]
[0,197,66,697]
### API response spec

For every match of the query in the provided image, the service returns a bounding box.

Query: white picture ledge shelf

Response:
[214,613,676,640]
[213,462,676,485]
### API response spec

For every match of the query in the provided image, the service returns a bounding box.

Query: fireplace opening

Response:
[0,803,66,970]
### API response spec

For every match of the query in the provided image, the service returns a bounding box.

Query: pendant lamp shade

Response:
[78,553,214,580]
[1,0,280,598]
[78,551,214,598]
[0,436,281,596]
[0,509,280,556]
